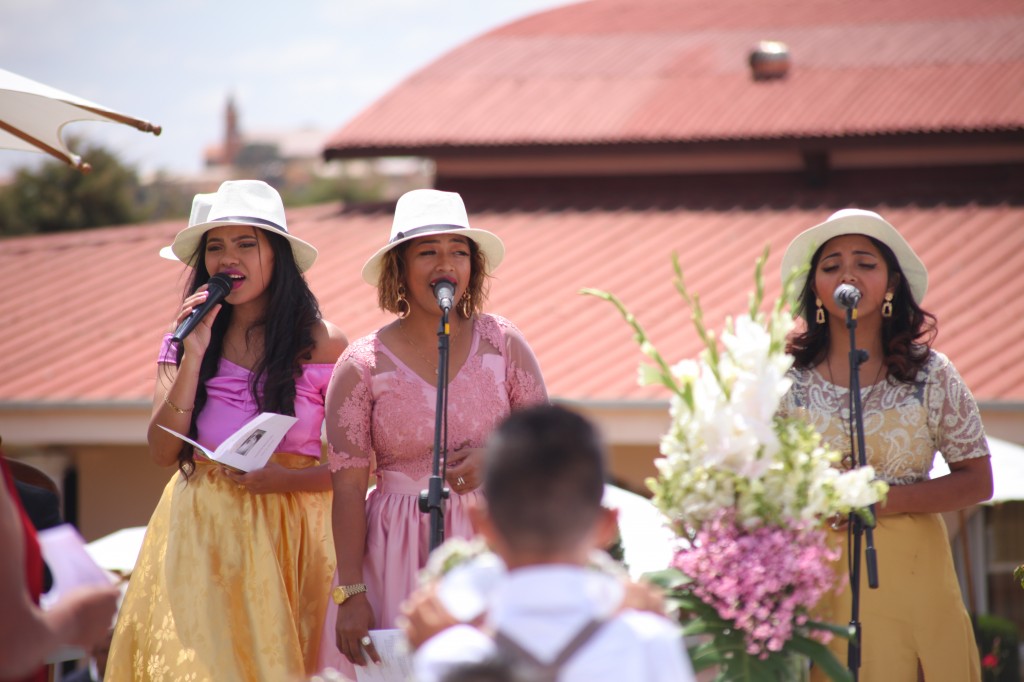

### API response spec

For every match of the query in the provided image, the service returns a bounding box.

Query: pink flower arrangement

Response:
[672,510,840,659]
[585,251,887,680]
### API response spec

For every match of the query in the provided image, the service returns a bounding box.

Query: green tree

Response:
[281,175,385,207]
[0,139,141,236]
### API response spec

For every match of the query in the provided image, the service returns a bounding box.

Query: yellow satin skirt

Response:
[106,454,335,682]
[811,513,980,682]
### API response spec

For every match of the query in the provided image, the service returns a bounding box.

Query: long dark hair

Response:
[787,236,937,383]
[169,230,321,478]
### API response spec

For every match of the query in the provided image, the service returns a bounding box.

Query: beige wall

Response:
[75,445,173,541]
[607,443,659,496]
[978,408,1024,445]
[3,402,1019,545]
[70,442,664,546]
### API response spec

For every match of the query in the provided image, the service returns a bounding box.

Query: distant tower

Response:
[224,94,241,166]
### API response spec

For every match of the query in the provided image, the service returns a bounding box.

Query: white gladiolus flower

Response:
[637,362,663,386]
[602,257,887,534]
[586,255,892,674]
[833,467,887,509]
[670,359,700,383]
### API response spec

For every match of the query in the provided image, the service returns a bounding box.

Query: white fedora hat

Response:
[159,191,214,261]
[168,180,318,272]
[361,189,504,285]
[781,208,928,304]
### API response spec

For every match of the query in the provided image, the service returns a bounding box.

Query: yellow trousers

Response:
[811,513,980,682]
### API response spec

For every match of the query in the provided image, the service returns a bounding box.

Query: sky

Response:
[0,0,571,178]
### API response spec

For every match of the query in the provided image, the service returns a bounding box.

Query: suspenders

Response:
[490,618,607,682]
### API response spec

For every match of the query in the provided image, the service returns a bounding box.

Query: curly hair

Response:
[376,237,490,318]
[786,235,937,383]
[168,230,321,479]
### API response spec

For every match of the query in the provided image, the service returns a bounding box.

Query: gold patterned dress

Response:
[106,348,336,682]
[781,350,988,682]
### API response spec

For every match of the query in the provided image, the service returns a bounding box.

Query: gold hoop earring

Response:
[458,291,473,319]
[396,285,410,320]
[882,292,894,318]
[815,297,826,325]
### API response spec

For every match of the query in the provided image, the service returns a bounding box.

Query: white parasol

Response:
[603,483,678,579]
[84,525,148,576]
[929,436,1024,503]
[0,67,161,172]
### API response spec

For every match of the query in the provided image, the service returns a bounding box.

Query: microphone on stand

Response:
[172,273,233,343]
[834,283,862,310]
[422,277,458,550]
[432,279,456,312]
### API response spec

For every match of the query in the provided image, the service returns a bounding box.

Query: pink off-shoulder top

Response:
[158,334,332,458]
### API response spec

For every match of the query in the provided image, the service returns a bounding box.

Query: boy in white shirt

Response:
[411,405,695,682]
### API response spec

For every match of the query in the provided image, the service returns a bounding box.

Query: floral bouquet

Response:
[582,250,888,682]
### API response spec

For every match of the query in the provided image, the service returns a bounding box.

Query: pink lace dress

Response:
[320,313,547,666]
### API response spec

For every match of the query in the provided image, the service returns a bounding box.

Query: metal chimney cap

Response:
[749,40,790,80]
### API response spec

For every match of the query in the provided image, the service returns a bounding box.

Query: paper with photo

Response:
[354,629,413,682]
[158,412,297,472]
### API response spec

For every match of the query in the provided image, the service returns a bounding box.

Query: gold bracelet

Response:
[164,393,194,414]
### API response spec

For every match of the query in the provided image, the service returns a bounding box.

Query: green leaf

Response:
[681,618,730,637]
[804,619,854,640]
[787,636,853,682]
[688,640,744,668]
[749,246,768,319]
[640,567,689,588]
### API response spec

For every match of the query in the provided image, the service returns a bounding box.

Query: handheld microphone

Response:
[432,279,456,312]
[833,283,862,310]
[172,273,233,343]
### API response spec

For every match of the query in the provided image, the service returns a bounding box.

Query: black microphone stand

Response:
[844,306,880,682]
[419,309,451,552]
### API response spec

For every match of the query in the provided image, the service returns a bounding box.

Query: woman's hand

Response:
[619,577,667,616]
[222,463,293,494]
[397,583,460,651]
[172,287,222,360]
[335,595,381,666]
[44,584,120,650]
[446,446,484,494]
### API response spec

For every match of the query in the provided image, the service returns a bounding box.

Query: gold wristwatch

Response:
[332,583,367,605]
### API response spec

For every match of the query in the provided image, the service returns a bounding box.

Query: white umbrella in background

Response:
[0,67,161,172]
[929,436,1024,613]
[85,526,147,577]
[603,484,677,579]
[929,436,1024,503]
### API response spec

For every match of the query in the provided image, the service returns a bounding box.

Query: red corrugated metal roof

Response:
[325,0,1024,154]
[2,200,1022,405]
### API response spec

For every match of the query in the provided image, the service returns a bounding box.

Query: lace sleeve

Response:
[324,344,374,472]
[497,317,549,409]
[926,352,990,464]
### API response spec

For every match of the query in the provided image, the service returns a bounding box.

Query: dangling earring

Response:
[815,297,826,325]
[396,284,410,320]
[882,292,894,318]
[458,290,473,319]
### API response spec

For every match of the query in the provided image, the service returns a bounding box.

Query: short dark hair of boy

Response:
[483,405,607,554]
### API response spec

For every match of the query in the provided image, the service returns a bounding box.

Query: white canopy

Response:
[85,525,147,575]
[603,483,677,578]
[0,67,160,170]
[929,436,1024,503]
